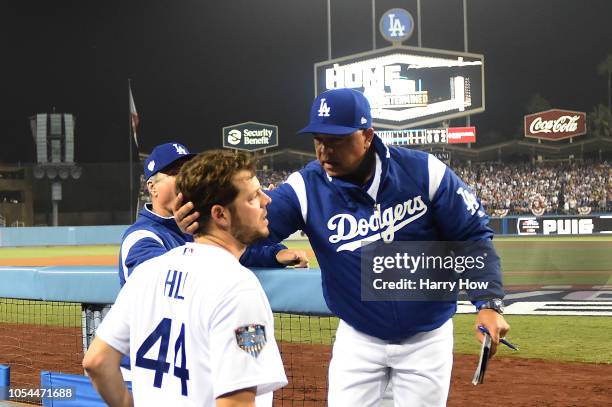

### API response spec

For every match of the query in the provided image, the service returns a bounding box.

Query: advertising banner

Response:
[222,121,278,152]
[524,109,586,141]
[512,215,612,236]
[447,126,476,143]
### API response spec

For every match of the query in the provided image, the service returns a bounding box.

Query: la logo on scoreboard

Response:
[380,8,414,44]
[314,46,485,130]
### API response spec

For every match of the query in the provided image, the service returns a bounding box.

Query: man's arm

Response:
[82,337,133,407]
[240,244,309,268]
[264,176,308,243]
[175,177,309,268]
[209,287,287,400]
[119,231,166,285]
[216,388,256,407]
[274,248,309,268]
[428,154,509,356]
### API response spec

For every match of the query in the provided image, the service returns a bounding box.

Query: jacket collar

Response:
[368,134,390,201]
[140,203,183,234]
[319,134,390,202]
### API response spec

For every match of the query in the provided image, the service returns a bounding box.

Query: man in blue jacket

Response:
[271,89,510,406]
[119,142,308,286]
[177,89,510,406]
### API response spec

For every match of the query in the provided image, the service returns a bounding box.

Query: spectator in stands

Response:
[454,160,610,215]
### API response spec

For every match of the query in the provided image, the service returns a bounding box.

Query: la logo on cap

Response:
[148,161,155,171]
[173,143,188,155]
[318,98,331,117]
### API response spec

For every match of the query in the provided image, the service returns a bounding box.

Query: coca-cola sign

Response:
[524,109,586,141]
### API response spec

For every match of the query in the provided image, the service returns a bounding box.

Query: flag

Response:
[129,83,140,148]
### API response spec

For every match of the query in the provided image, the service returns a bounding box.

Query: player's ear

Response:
[147,180,157,197]
[363,128,375,148]
[210,204,230,229]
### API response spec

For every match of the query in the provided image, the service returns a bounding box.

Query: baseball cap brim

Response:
[297,123,361,136]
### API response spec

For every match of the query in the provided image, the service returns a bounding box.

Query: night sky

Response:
[3,0,611,163]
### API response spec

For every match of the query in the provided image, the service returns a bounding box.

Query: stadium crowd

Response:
[256,161,611,216]
[453,160,611,215]
[139,159,610,216]
[257,169,291,190]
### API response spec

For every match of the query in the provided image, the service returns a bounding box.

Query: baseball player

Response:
[83,150,287,407]
[178,88,509,406]
[117,142,306,388]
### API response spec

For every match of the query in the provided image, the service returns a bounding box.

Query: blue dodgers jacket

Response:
[118,204,287,286]
[266,135,504,341]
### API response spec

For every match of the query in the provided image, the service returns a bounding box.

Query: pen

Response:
[478,326,519,351]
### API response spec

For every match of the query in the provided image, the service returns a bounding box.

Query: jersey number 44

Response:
[135,318,190,396]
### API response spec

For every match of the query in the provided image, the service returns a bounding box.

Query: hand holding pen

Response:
[478,325,519,351]
[474,309,511,358]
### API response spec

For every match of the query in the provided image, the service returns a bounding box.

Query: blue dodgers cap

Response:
[144,142,195,179]
[298,88,372,136]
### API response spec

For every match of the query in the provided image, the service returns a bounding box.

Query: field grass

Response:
[273,313,612,364]
[1,300,610,364]
[274,314,338,345]
[452,314,612,364]
[0,299,81,327]
[0,245,118,259]
[277,237,612,364]
[1,237,611,364]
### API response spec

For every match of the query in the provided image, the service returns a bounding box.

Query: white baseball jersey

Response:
[96,242,287,406]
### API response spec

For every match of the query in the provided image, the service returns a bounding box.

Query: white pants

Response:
[328,319,453,407]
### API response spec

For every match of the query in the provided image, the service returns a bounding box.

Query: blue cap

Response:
[298,88,372,136]
[144,142,194,179]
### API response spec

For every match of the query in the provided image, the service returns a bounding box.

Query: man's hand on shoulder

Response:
[275,249,309,268]
[173,192,200,235]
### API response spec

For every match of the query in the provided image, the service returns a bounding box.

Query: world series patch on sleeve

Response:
[235,324,267,358]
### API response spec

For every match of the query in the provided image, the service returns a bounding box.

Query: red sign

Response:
[447,127,476,144]
[524,109,586,141]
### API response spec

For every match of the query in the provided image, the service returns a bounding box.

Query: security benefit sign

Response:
[222,122,278,152]
[524,109,586,141]
[314,46,485,129]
